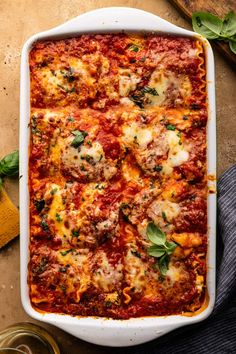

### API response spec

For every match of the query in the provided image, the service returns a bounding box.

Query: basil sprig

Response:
[192,11,236,54]
[146,222,177,276]
[0,150,19,188]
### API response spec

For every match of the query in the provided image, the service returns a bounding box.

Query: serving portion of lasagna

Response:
[29,34,207,319]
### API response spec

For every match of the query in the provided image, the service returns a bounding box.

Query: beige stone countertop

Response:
[0,0,235,353]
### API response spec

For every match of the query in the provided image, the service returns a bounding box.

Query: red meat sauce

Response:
[29,33,208,319]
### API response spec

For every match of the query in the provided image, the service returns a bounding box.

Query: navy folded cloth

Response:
[107,165,236,354]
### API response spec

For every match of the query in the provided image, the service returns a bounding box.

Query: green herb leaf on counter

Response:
[222,11,236,37]
[146,222,177,276]
[192,11,236,55]
[229,38,236,54]
[0,150,19,177]
[192,12,223,39]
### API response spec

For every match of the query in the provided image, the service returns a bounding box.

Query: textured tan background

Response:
[0,0,235,353]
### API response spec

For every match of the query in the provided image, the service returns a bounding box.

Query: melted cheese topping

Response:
[92,251,123,292]
[61,140,117,181]
[148,199,180,223]
[146,70,192,107]
[124,249,146,292]
[123,121,153,149]
[57,249,91,300]
[119,69,141,96]
[166,263,183,283]
[162,131,189,174]
[45,183,80,242]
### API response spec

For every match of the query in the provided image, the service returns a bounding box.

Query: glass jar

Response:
[0,323,60,354]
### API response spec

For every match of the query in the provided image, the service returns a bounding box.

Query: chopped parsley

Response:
[131,250,141,258]
[133,135,139,145]
[139,56,146,62]
[191,103,200,110]
[60,249,74,256]
[57,84,76,93]
[50,187,58,195]
[85,155,92,162]
[141,86,159,96]
[72,229,80,238]
[63,67,76,82]
[166,124,176,131]
[59,265,70,273]
[55,213,62,222]
[95,183,105,190]
[129,44,140,52]
[34,199,45,213]
[120,203,130,222]
[71,130,88,148]
[162,211,167,221]
[41,220,49,231]
[60,284,67,292]
[130,86,158,108]
[154,165,163,172]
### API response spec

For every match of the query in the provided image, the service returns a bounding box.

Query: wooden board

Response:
[170,0,236,67]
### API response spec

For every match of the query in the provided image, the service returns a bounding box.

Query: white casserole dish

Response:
[20,7,216,347]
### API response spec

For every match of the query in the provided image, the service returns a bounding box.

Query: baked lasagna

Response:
[29,34,208,319]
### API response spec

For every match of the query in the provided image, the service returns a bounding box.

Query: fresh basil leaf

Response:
[0,176,3,188]
[165,241,177,254]
[222,11,236,37]
[158,254,170,276]
[146,222,166,245]
[192,12,223,39]
[131,249,141,258]
[148,245,165,258]
[0,150,19,177]
[34,199,45,213]
[229,38,236,54]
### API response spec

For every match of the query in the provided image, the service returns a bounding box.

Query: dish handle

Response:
[39,7,192,38]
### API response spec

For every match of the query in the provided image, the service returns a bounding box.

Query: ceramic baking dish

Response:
[20,7,216,347]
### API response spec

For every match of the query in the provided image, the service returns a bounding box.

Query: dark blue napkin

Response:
[104,165,236,354]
